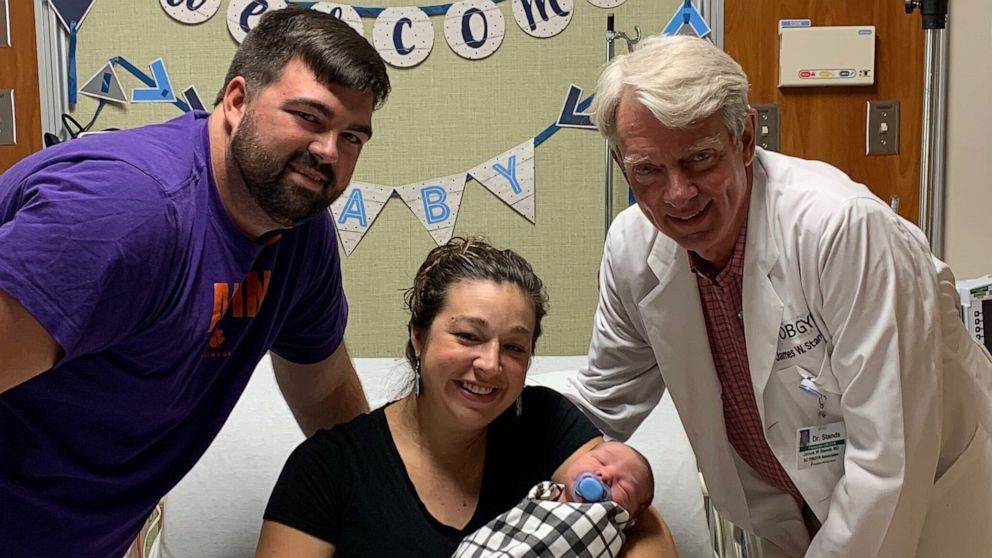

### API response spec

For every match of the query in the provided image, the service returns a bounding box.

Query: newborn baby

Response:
[560,441,655,518]
[453,442,655,558]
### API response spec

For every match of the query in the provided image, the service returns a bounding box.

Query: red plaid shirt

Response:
[689,222,802,502]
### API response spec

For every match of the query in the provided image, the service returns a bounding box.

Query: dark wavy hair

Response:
[214,7,390,109]
[404,237,548,369]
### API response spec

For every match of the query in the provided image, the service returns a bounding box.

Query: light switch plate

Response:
[0,89,15,145]
[755,104,781,152]
[866,100,899,155]
[0,0,9,48]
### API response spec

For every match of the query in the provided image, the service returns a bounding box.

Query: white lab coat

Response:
[572,149,992,558]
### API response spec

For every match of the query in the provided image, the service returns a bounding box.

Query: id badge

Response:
[797,421,846,470]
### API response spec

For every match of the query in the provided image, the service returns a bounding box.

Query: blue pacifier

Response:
[572,472,611,503]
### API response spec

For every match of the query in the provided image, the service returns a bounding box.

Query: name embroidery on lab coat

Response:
[775,312,825,363]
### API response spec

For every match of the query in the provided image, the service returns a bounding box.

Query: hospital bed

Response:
[151,355,715,557]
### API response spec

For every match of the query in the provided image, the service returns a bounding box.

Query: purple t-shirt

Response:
[0,111,348,557]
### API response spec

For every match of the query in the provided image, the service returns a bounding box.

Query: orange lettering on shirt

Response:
[209,283,230,331]
[245,270,272,318]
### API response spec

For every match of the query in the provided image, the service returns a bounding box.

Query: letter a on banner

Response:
[396,174,467,246]
[468,140,536,223]
[329,182,394,256]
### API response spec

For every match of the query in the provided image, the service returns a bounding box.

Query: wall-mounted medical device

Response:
[779,26,876,87]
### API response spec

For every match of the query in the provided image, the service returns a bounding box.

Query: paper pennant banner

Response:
[469,140,536,223]
[662,0,711,38]
[160,0,222,25]
[556,83,595,129]
[329,182,394,256]
[396,174,467,246]
[183,85,206,111]
[444,0,505,61]
[50,0,96,33]
[79,62,127,104]
[512,0,573,39]
[373,7,434,68]
[130,58,177,103]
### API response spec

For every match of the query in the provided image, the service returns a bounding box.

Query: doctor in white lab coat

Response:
[571,35,992,558]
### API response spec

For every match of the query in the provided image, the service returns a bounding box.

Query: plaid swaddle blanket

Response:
[452,481,632,558]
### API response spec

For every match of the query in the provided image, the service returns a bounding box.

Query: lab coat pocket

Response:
[916,429,992,558]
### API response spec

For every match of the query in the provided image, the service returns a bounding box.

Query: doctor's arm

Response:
[806,199,942,558]
[0,287,62,393]
[569,225,666,441]
[271,343,368,437]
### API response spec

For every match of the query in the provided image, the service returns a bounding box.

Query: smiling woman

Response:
[254,237,677,557]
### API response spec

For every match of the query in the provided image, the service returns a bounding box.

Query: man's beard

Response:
[230,111,340,228]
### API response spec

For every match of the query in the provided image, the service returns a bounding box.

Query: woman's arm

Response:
[618,506,679,558]
[255,520,336,558]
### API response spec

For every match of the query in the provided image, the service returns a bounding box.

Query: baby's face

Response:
[563,442,652,515]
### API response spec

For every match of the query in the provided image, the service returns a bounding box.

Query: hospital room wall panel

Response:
[724,0,924,225]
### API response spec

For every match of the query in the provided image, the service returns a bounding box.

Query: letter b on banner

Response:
[421,186,451,224]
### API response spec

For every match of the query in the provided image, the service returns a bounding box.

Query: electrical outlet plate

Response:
[866,100,899,155]
[755,104,781,152]
[0,0,9,48]
[0,89,15,145]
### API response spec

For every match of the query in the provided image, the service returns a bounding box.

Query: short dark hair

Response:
[214,7,390,108]
[404,237,548,369]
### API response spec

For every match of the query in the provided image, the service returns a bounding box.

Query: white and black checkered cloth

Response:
[452,481,632,558]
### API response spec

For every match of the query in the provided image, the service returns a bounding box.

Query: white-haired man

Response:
[570,35,992,558]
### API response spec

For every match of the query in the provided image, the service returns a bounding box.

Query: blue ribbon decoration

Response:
[534,94,592,147]
[68,19,78,105]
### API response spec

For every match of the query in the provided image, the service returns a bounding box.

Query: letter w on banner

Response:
[469,140,536,223]
[329,182,394,256]
[396,174,468,246]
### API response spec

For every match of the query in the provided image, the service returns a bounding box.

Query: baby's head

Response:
[562,442,654,518]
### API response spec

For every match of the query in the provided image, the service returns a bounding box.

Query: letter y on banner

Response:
[396,174,468,246]
[329,182,394,256]
[469,140,536,223]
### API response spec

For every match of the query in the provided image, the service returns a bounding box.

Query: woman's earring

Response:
[515,395,523,418]
[414,359,422,398]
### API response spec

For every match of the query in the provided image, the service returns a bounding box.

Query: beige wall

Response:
[944,0,992,279]
[69,1,676,357]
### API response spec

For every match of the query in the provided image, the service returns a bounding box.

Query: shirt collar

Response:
[688,218,748,285]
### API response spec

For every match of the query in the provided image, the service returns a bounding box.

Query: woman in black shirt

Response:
[256,237,676,557]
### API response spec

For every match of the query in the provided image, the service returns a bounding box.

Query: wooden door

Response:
[724,1,924,223]
[0,0,43,173]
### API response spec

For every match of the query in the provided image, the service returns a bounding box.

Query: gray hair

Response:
[590,35,750,145]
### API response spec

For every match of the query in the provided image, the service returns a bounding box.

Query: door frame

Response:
[33,0,68,141]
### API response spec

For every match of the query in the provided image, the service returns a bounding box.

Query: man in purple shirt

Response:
[0,8,390,556]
